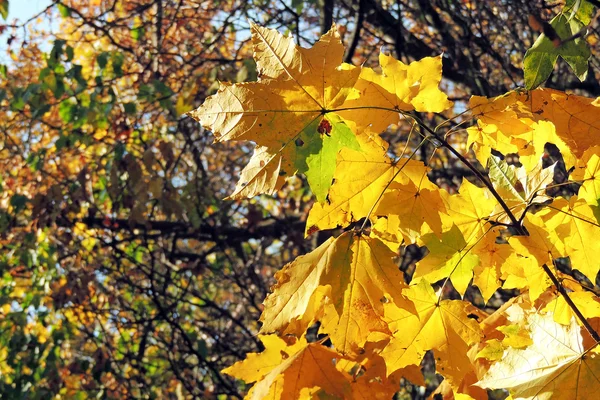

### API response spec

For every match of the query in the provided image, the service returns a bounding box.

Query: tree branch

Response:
[344,0,364,63]
[543,263,600,343]
[320,0,334,35]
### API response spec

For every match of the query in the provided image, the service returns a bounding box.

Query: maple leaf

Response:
[541,197,600,282]
[496,323,533,349]
[305,139,430,235]
[544,291,600,326]
[413,225,480,296]
[524,13,591,90]
[188,24,361,200]
[336,351,419,400]
[440,179,496,243]
[501,252,552,302]
[467,92,534,167]
[572,146,600,206]
[260,231,410,354]
[487,155,555,222]
[504,213,568,301]
[370,215,404,251]
[470,227,511,304]
[223,335,402,400]
[477,312,600,400]
[375,179,446,243]
[476,339,504,362]
[223,335,353,399]
[381,280,482,384]
[338,54,452,133]
[468,88,600,170]
[222,335,307,384]
[508,213,565,266]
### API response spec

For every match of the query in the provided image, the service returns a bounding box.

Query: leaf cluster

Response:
[190,22,600,399]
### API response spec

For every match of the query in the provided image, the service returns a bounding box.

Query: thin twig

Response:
[542,263,600,343]
[344,0,364,63]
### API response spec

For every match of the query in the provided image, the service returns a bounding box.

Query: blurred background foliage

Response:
[0,0,597,398]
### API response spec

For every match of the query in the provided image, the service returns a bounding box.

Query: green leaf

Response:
[97,52,109,70]
[138,84,154,101]
[59,101,76,123]
[9,96,24,111]
[131,26,144,41]
[9,194,28,212]
[291,0,304,12]
[48,40,65,70]
[295,115,361,202]
[123,102,136,115]
[0,64,6,78]
[27,152,44,172]
[43,71,65,98]
[523,13,591,89]
[57,4,70,18]
[65,45,74,61]
[152,80,173,97]
[565,0,596,25]
[0,0,7,20]
[112,52,124,77]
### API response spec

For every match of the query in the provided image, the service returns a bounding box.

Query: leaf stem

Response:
[542,263,600,343]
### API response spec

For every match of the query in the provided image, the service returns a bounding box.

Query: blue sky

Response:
[1,0,55,63]
[10,0,52,21]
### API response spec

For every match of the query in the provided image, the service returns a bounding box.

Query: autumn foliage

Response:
[1,0,600,399]
[189,15,600,400]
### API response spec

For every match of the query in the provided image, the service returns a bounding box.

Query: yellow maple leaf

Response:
[496,324,533,349]
[227,145,287,199]
[189,24,452,201]
[375,179,446,244]
[544,291,600,326]
[487,156,555,223]
[508,213,565,267]
[222,335,307,384]
[339,54,452,133]
[305,139,429,235]
[475,339,504,362]
[381,280,482,385]
[251,22,354,104]
[542,197,600,282]
[336,351,414,400]
[476,312,600,400]
[413,224,480,296]
[468,88,600,172]
[505,213,566,302]
[471,228,511,304]
[223,335,400,400]
[524,89,600,161]
[468,91,533,165]
[440,179,496,243]
[188,24,361,199]
[260,232,409,354]
[572,146,600,206]
[370,214,403,251]
[223,336,353,399]
[501,252,551,302]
